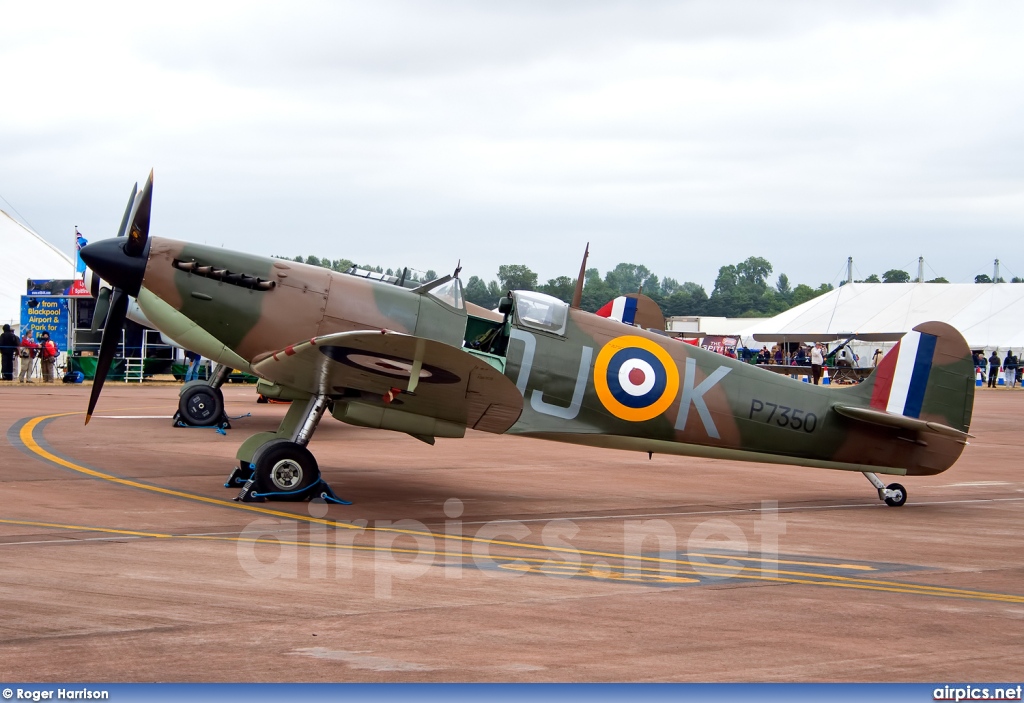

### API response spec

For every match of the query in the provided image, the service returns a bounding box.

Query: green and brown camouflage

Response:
[81,176,974,504]
[131,235,973,479]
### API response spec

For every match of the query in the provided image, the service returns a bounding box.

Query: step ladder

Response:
[123,357,145,383]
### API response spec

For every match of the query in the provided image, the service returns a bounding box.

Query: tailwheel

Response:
[178,384,225,427]
[884,482,907,508]
[252,441,320,500]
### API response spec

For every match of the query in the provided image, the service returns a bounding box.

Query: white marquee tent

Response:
[0,209,74,328]
[740,282,1024,354]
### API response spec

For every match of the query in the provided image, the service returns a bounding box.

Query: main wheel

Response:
[253,441,320,499]
[884,482,907,507]
[179,385,224,426]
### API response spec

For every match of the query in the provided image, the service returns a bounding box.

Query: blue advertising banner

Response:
[26,280,90,297]
[20,296,70,351]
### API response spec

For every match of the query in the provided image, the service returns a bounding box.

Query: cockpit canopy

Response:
[512,290,569,336]
[427,278,464,310]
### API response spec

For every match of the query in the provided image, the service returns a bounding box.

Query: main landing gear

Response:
[173,364,232,429]
[863,471,907,507]
[229,394,348,504]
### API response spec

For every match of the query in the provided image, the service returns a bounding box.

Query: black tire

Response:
[253,441,320,499]
[884,482,907,507]
[179,385,224,426]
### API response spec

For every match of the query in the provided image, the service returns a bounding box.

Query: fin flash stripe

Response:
[870,331,937,418]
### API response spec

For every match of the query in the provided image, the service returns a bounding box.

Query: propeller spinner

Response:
[79,170,153,424]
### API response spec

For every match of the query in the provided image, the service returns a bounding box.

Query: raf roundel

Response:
[594,335,680,422]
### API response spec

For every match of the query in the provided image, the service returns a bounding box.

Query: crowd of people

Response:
[0,324,60,383]
[749,342,842,385]
[976,350,1020,389]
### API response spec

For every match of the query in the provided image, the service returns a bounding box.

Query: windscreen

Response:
[513,290,569,336]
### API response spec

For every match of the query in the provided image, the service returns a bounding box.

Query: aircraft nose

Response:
[80,237,149,297]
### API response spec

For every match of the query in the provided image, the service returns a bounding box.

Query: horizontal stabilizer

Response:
[833,404,972,440]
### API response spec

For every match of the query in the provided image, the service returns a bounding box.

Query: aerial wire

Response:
[0,190,39,232]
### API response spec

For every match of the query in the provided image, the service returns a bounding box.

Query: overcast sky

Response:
[2,0,1023,290]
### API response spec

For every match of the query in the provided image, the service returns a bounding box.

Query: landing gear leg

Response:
[173,364,233,429]
[863,471,907,508]
[233,394,348,504]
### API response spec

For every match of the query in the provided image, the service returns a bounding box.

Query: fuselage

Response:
[134,236,971,477]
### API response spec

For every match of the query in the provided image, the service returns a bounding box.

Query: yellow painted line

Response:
[17,413,1024,604]
[5,513,1024,604]
[17,414,872,572]
[671,551,875,571]
[0,517,171,539]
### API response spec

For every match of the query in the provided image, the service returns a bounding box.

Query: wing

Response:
[252,331,523,434]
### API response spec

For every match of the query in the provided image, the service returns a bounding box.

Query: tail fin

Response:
[840,322,975,436]
[595,293,666,331]
[867,322,974,432]
[834,322,975,475]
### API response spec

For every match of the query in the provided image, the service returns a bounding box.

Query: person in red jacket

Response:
[38,332,58,383]
[18,331,39,383]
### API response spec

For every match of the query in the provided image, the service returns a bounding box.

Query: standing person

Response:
[18,330,39,383]
[0,324,18,381]
[183,350,202,382]
[873,349,884,367]
[1004,350,1018,389]
[810,343,824,385]
[38,332,58,383]
[988,351,1000,388]
[0,324,19,381]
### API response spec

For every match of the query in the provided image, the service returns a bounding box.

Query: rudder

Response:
[865,321,975,433]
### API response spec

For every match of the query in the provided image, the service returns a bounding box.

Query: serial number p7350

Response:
[749,399,818,432]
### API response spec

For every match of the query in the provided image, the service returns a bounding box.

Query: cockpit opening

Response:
[511,290,569,336]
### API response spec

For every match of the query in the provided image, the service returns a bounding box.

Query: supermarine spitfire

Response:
[81,173,975,507]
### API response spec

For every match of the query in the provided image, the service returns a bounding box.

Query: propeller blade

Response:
[124,170,153,257]
[91,286,112,332]
[85,288,129,424]
[116,183,138,238]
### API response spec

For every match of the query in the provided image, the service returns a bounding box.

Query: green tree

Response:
[424,269,438,282]
[975,274,992,283]
[737,256,773,289]
[464,276,495,308]
[487,280,503,301]
[497,264,538,292]
[305,255,322,267]
[540,276,576,303]
[775,273,792,302]
[882,269,911,283]
[1012,277,1024,283]
[580,267,616,312]
[604,263,654,296]
[659,277,681,297]
[790,282,834,307]
[926,277,949,283]
[663,282,708,316]
[707,256,779,317]
[858,274,880,283]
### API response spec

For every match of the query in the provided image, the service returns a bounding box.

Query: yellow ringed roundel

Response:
[594,335,680,422]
